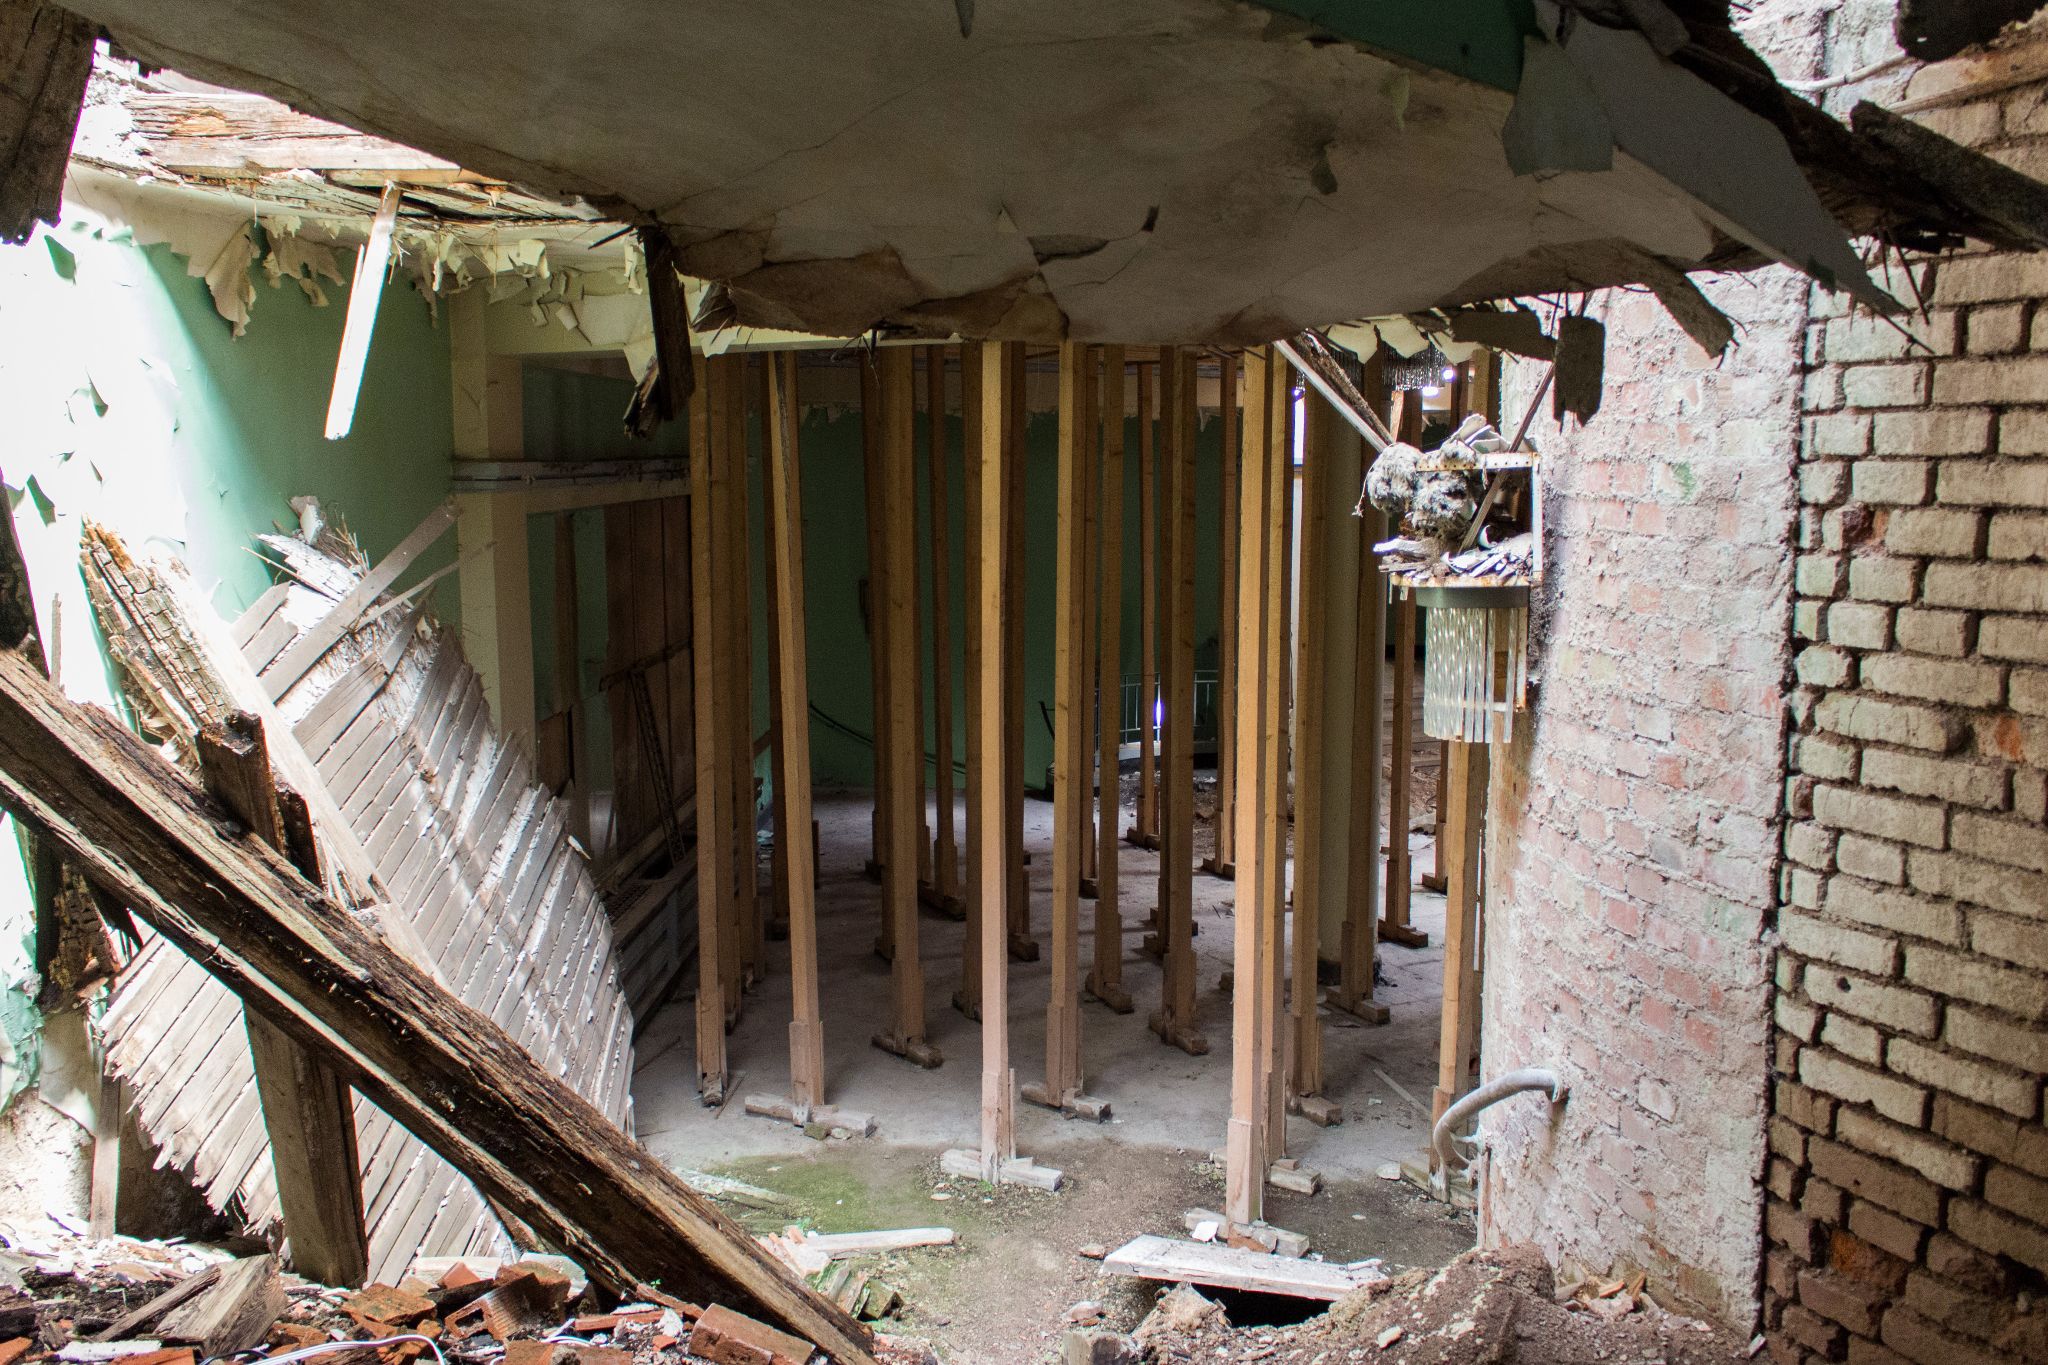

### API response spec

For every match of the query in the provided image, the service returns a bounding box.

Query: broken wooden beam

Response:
[0,0,93,245]
[1099,1236,1379,1302]
[0,648,874,1365]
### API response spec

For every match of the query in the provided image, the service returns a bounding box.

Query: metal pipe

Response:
[1431,1067,1568,1177]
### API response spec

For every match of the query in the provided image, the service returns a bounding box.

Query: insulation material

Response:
[95,526,636,1284]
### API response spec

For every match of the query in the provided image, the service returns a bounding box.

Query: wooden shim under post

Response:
[1431,739,1488,1155]
[953,344,986,1022]
[927,347,959,904]
[1086,347,1131,1015]
[1024,343,1105,1121]
[1128,362,1158,851]
[1002,344,1035,963]
[872,348,939,1070]
[1204,354,1240,882]
[1380,594,1427,948]
[1148,348,1204,1060]
[690,351,731,1104]
[195,712,369,1289]
[0,649,876,1364]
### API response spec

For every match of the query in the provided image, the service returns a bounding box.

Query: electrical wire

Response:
[213,1335,450,1365]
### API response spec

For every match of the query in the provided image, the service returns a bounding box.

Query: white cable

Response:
[1783,52,1912,94]
[212,1335,451,1365]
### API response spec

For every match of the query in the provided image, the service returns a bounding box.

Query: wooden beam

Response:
[724,356,756,999]
[1002,344,1035,964]
[861,355,891,906]
[971,342,1012,1172]
[1086,347,1131,1015]
[1431,740,1488,1154]
[1078,353,1100,899]
[766,352,822,1106]
[0,648,876,1365]
[1288,376,1333,1108]
[1204,354,1240,882]
[323,183,401,441]
[195,713,369,1289]
[872,348,939,1069]
[927,347,959,903]
[1024,344,1103,1120]
[690,351,732,1104]
[1379,594,1427,948]
[1333,534,1391,1024]
[266,502,457,702]
[1149,349,1205,1059]
[0,0,94,245]
[1128,363,1159,851]
[953,344,986,1023]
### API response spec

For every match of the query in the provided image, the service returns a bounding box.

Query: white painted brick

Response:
[1924,561,2048,613]
[1933,355,2048,405]
[1906,944,2048,1020]
[1793,600,1824,641]
[1812,413,1873,456]
[1799,1046,1927,1125]
[1785,820,1836,870]
[1940,460,2048,508]
[1851,460,1930,505]
[1835,832,1903,884]
[1836,1108,1980,1190]
[1823,875,1965,944]
[1800,461,1847,506]
[1980,614,2048,663]
[1781,910,1900,976]
[1890,1036,2039,1118]
[1826,312,1948,362]
[1785,865,1822,910]
[1908,848,2048,921]
[1796,553,1843,597]
[1796,645,1853,688]
[1812,782,1948,849]
[1936,254,2048,305]
[1949,1004,2048,1072]
[1860,654,2005,708]
[1797,734,1860,782]
[1821,1011,1884,1064]
[1848,557,1918,603]
[1885,508,1981,558]
[1989,513,2048,561]
[1953,810,2048,874]
[1999,407,2048,455]
[1812,693,1964,753]
[1804,367,1843,413]
[1842,363,1928,408]
[1825,601,1891,650]
[2012,668,2048,717]
[1803,963,1938,1036]
[1777,995,1820,1042]
[1893,608,1970,657]
[1969,303,2028,354]
[1861,746,2008,809]
[1874,408,1991,457]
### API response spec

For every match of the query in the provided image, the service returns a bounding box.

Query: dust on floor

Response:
[706,1140,1475,1365]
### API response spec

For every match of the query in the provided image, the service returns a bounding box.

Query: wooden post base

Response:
[1083,974,1134,1014]
[1285,1093,1343,1129]
[1078,877,1099,900]
[1007,931,1041,963]
[940,1148,1064,1191]
[950,990,981,1022]
[871,1031,944,1069]
[1123,828,1161,851]
[742,1096,879,1140]
[1147,1010,1210,1056]
[864,858,885,884]
[1198,857,1235,881]
[1420,872,1447,894]
[1018,1083,1112,1121]
[1267,1157,1325,1193]
[698,1069,729,1109]
[1378,920,1429,949]
[919,883,967,920]
[1181,1208,1309,1258]
[1139,932,1165,962]
[1324,990,1392,1025]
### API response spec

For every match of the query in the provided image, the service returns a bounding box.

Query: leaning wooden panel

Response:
[0,649,874,1365]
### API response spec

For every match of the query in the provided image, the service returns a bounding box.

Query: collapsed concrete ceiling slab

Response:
[57,0,2048,343]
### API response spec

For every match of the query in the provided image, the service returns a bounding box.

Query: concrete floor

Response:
[631,787,1452,1187]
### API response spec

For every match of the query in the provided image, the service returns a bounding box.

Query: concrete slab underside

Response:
[632,787,1450,1186]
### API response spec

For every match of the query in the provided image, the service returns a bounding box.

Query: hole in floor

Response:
[1190,1286,1330,1328]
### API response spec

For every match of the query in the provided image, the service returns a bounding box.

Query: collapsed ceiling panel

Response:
[56,0,2048,343]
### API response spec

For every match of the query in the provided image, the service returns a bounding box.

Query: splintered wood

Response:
[89,520,635,1286]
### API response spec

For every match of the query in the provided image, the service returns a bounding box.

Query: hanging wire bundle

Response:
[1386,342,1451,392]
[1420,590,1529,744]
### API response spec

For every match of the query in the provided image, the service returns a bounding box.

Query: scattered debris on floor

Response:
[1090,1245,1750,1364]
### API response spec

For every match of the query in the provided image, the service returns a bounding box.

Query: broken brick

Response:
[442,1274,555,1342]
[345,1285,437,1330]
[110,1351,195,1365]
[686,1304,815,1365]
[0,1340,30,1365]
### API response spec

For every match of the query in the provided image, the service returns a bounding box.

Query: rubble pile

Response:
[1096,1246,1752,1365]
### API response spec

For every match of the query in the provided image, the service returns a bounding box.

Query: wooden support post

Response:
[550,513,592,843]
[913,360,932,896]
[954,344,986,1022]
[927,347,960,907]
[861,356,891,901]
[1086,347,1132,1014]
[1077,352,1101,902]
[1288,378,1332,1114]
[1422,737,1449,894]
[1204,355,1240,882]
[1330,545,1391,1026]
[746,353,876,1139]
[722,357,755,1004]
[763,392,792,944]
[1431,740,1488,1159]
[872,348,940,1070]
[195,713,369,1289]
[1127,362,1159,852]
[1226,348,1289,1230]
[1379,594,1427,947]
[1003,344,1036,963]
[690,351,732,1104]
[1258,356,1294,1172]
[88,1071,122,1239]
[1024,344,1107,1121]
[941,343,1063,1192]
[0,652,878,1364]
[1148,349,1206,1058]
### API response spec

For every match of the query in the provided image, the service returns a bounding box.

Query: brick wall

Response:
[1480,265,1803,1324]
[1768,34,2048,1363]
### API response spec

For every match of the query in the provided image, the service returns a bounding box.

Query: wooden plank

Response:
[1206,355,1240,880]
[1002,343,1033,963]
[1379,595,1426,947]
[195,713,369,1289]
[690,349,731,1102]
[861,353,891,905]
[1101,1236,1376,1302]
[873,348,937,1068]
[765,352,825,1111]
[323,183,401,440]
[265,502,456,702]
[1261,357,1296,1165]
[1086,347,1130,1014]
[927,347,958,901]
[1289,374,1332,1102]
[974,342,1015,1174]
[1432,740,1487,1149]
[0,655,877,1365]
[725,356,758,994]
[1077,350,1099,895]
[953,343,985,1023]
[1129,363,1158,847]
[1031,342,1090,1110]
[1334,526,1390,1022]
[1149,349,1203,1058]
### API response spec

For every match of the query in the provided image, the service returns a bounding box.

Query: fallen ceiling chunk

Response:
[1099,1235,1384,1301]
[0,645,874,1363]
